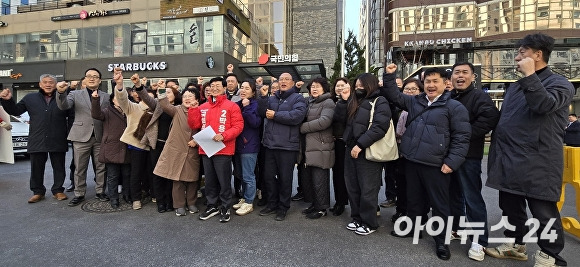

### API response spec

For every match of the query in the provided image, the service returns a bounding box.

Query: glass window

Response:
[272,1,283,22]
[273,22,283,42]
[99,26,114,58]
[81,28,98,59]
[184,18,203,53]
[148,21,165,36]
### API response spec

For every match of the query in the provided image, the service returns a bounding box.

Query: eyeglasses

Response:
[85,75,100,80]
[403,87,419,92]
[279,77,292,81]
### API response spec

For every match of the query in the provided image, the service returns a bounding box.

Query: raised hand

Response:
[386,63,397,74]
[227,64,234,73]
[56,81,69,93]
[0,88,12,100]
[130,73,141,87]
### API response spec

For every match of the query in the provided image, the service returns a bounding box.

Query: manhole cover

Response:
[81,197,151,213]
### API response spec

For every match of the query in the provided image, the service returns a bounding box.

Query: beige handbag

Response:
[365,97,399,162]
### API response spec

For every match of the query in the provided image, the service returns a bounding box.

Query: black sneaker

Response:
[291,192,304,201]
[199,205,219,220]
[391,212,406,223]
[275,210,287,221]
[68,196,85,207]
[95,193,110,202]
[301,205,316,215]
[306,210,327,219]
[259,207,277,216]
[219,207,231,223]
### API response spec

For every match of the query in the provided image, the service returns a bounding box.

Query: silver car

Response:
[10,114,29,155]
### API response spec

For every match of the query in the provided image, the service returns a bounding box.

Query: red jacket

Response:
[188,94,243,156]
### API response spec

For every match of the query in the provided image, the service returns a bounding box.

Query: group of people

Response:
[0,33,572,266]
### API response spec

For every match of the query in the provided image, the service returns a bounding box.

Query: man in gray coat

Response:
[486,33,573,267]
[56,68,110,206]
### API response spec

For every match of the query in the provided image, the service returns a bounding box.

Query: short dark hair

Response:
[242,79,257,99]
[225,73,239,82]
[209,77,227,87]
[570,114,577,118]
[516,33,555,63]
[85,68,102,79]
[308,77,330,94]
[452,62,475,74]
[166,79,179,86]
[423,68,449,80]
[402,78,424,92]
[182,87,200,101]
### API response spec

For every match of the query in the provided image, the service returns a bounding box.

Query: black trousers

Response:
[29,152,66,195]
[202,155,233,209]
[405,161,450,245]
[394,157,407,214]
[264,148,297,212]
[303,166,330,210]
[150,142,172,206]
[499,191,567,266]
[332,139,349,206]
[106,163,130,201]
[344,149,383,229]
[383,160,397,201]
[129,149,148,201]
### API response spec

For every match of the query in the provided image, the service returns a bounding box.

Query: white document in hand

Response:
[0,107,14,164]
[192,126,226,158]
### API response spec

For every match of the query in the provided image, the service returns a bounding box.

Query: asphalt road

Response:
[1,152,579,266]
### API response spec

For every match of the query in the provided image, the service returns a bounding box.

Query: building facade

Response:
[360,0,385,73]
[384,0,580,108]
[0,0,260,100]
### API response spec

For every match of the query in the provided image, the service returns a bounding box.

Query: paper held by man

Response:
[192,126,225,158]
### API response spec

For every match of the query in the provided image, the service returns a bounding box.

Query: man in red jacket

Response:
[188,76,243,223]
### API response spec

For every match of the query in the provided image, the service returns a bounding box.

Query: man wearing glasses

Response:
[56,68,110,207]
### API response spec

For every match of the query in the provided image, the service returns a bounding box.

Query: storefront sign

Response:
[404,37,473,47]
[52,8,130,21]
[259,54,299,64]
[0,69,13,77]
[193,6,219,14]
[107,62,168,72]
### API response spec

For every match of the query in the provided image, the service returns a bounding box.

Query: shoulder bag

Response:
[365,97,399,162]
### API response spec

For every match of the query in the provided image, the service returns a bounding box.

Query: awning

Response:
[238,59,326,83]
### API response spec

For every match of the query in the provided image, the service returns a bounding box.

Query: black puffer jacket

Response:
[343,91,392,150]
[451,84,500,159]
[1,91,70,153]
[381,73,471,171]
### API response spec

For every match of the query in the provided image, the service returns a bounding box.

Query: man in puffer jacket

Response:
[188,76,243,223]
[257,72,307,221]
[382,65,471,261]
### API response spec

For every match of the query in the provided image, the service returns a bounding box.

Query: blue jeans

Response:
[450,158,489,247]
[240,153,258,204]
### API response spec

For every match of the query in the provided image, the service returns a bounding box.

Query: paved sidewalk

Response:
[0,153,579,266]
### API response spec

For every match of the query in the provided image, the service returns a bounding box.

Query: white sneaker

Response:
[534,250,556,267]
[132,200,142,210]
[236,203,254,216]
[233,199,245,210]
[468,242,485,261]
[346,221,361,231]
[355,225,376,236]
[485,242,527,261]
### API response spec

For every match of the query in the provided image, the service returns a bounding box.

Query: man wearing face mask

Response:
[485,33,573,267]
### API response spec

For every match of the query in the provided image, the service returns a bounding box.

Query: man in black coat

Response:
[448,62,500,261]
[564,114,580,146]
[382,66,471,261]
[0,74,70,203]
[486,33,573,267]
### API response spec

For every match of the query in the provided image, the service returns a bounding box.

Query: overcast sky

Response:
[344,0,361,37]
